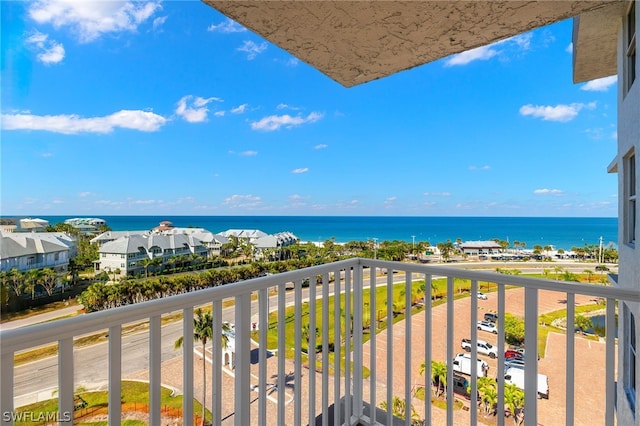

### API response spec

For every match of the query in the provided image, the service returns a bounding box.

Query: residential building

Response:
[96,233,208,277]
[158,227,229,258]
[90,230,151,247]
[458,240,503,256]
[252,231,299,260]
[219,229,268,243]
[0,231,76,272]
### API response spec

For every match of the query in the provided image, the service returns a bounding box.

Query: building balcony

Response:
[1,258,638,425]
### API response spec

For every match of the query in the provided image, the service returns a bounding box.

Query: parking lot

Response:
[362,287,607,425]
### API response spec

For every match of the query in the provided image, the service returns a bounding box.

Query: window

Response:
[625,305,637,412]
[626,2,636,93]
[626,151,637,245]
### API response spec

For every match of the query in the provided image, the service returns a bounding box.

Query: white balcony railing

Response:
[1,258,638,425]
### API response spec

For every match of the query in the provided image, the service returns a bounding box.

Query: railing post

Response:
[149,315,161,426]
[108,325,122,424]
[605,298,616,426]
[446,276,454,426]
[58,338,74,424]
[258,288,269,426]
[294,279,303,426]
[234,293,251,426]
[182,308,194,426]
[353,264,364,420]
[212,300,223,426]
[524,287,538,426]
[1,351,14,426]
[566,293,575,426]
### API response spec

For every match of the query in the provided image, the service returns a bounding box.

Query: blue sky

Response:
[1,1,619,217]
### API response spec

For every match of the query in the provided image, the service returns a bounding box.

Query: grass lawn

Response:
[13,381,210,426]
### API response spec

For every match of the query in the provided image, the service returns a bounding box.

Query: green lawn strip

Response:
[13,381,210,426]
[537,303,605,357]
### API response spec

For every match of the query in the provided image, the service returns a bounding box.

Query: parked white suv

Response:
[461,338,498,359]
[477,320,498,334]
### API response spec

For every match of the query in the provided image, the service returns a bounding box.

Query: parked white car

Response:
[477,291,488,300]
[451,353,489,377]
[477,320,498,334]
[461,338,498,359]
[504,367,549,399]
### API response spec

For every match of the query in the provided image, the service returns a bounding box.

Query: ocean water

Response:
[31,216,617,251]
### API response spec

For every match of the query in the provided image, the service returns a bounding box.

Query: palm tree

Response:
[138,258,154,278]
[575,314,594,335]
[477,376,497,416]
[379,396,420,425]
[420,360,447,398]
[504,383,525,425]
[25,269,42,300]
[8,268,24,298]
[174,308,230,425]
[583,269,594,283]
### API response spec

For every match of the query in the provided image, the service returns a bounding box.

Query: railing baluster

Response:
[424,273,432,426]
[108,324,122,425]
[0,349,13,425]
[386,269,393,426]
[605,298,616,426]
[334,268,342,426]
[258,288,269,426]
[470,279,478,426]
[524,287,538,425]
[294,279,302,426]
[322,273,330,426]
[369,266,377,423]
[235,293,251,426]
[353,264,363,420]
[149,315,161,426]
[181,308,194,426]
[212,300,222,426]
[309,275,317,424]
[404,272,412,426]
[497,283,506,426]
[566,293,575,426]
[58,337,74,423]
[446,276,454,426]
[278,283,286,425]
[344,268,352,422]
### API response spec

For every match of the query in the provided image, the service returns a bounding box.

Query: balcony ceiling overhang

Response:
[203,0,624,88]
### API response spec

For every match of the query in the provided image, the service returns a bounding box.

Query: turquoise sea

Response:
[30,216,617,251]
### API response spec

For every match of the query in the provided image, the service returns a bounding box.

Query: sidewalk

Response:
[0,305,82,331]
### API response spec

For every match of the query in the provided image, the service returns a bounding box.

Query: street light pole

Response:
[411,235,416,257]
[373,238,378,260]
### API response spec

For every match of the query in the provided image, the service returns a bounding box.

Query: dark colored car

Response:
[484,312,499,323]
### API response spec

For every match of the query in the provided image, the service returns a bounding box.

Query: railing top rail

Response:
[1,257,635,354]
[0,259,358,354]
[358,258,639,302]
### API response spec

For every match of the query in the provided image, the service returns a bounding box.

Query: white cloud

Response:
[566,42,573,54]
[581,76,617,92]
[223,194,262,208]
[445,45,498,66]
[519,102,595,122]
[231,104,248,114]
[250,112,323,131]
[28,0,162,43]
[533,188,564,195]
[469,165,491,171]
[445,32,532,67]
[207,18,246,33]
[1,110,167,134]
[314,144,328,149]
[237,40,267,60]
[424,192,451,197]
[239,150,257,157]
[384,196,397,205]
[41,152,54,157]
[292,168,309,174]
[79,192,94,197]
[214,111,225,117]
[175,95,221,123]
[152,16,167,30]
[25,31,65,64]
[276,103,300,111]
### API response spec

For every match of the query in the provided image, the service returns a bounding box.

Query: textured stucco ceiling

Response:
[203,1,624,87]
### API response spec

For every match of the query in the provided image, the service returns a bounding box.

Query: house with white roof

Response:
[0,232,76,272]
[97,233,208,277]
[158,227,229,258]
[458,240,503,256]
[252,231,299,259]
[219,229,268,243]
